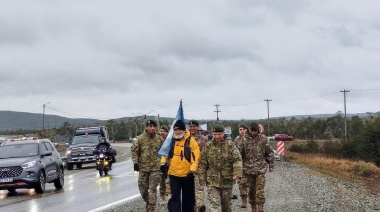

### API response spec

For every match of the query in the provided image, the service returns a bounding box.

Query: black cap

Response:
[146,120,157,126]
[249,122,259,131]
[173,120,186,131]
[189,120,199,126]
[213,125,224,132]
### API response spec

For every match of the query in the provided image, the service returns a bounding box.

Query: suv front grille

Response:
[0,166,23,177]
[71,147,95,155]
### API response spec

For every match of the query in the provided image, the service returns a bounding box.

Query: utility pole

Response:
[42,102,51,138]
[151,110,160,131]
[264,99,272,136]
[214,104,221,122]
[340,89,350,142]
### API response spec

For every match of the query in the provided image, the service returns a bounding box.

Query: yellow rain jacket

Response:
[160,130,200,177]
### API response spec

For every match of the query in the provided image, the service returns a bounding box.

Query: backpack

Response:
[168,136,194,163]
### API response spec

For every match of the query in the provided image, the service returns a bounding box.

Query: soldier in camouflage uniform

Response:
[159,125,170,203]
[198,125,242,212]
[234,123,249,208]
[188,120,208,212]
[237,122,274,212]
[131,120,164,212]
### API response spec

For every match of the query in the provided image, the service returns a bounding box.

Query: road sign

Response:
[277,141,284,155]
[225,127,232,135]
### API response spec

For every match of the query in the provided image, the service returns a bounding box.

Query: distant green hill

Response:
[0,111,106,131]
[0,110,373,131]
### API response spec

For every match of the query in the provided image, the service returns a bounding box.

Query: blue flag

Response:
[158,100,184,158]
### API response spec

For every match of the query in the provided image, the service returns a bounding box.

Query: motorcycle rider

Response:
[95,138,116,170]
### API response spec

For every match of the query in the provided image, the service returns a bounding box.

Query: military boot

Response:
[241,197,247,208]
[251,204,258,212]
[257,203,264,212]
[199,205,206,212]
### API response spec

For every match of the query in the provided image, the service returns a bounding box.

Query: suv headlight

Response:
[65,150,72,156]
[21,161,36,169]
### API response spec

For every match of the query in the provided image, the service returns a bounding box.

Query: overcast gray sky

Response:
[1,0,380,121]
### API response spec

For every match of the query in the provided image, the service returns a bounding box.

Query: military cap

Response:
[160,125,169,132]
[238,123,249,130]
[189,120,199,126]
[213,125,225,132]
[146,120,157,126]
[249,122,260,131]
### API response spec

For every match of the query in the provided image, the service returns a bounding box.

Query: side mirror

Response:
[41,151,53,157]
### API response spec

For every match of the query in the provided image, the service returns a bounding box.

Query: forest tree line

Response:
[1,111,379,166]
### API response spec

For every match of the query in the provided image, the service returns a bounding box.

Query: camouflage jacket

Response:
[238,133,274,175]
[131,131,164,172]
[198,139,242,189]
[191,133,208,152]
[233,135,247,149]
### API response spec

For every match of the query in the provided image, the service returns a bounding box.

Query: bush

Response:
[351,161,375,177]
[289,143,306,153]
[322,140,342,157]
[289,140,319,153]
[305,140,319,153]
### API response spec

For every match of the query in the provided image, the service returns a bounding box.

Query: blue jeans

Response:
[168,174,195,212]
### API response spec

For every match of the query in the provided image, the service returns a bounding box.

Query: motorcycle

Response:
[93,149,112,176]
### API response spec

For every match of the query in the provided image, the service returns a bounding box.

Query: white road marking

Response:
[87,193,141,212]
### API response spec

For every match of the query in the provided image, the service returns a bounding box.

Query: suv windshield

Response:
[0,143,39,159]
[71,135,99,145]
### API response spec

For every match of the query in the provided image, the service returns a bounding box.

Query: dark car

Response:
[64,134,101,170]
[274,134,294,141]
[0,138,64,194]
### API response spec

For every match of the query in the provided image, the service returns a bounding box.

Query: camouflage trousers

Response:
[159,173,168,196]
[237,173,248,198]
[207,186,232,212]
[245,173,266,204]
[138,171,161,210]
[194,174,204,207]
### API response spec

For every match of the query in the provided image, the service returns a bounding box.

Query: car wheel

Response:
[67,163,74,170]
[34,171,46,194]
[54,167,64,189]
[76,163,82,169]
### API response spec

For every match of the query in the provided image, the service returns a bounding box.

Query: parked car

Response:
[0,138,64,193]
[274,134,293,141]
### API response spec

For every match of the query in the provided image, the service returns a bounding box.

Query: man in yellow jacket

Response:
[160,120,201,212]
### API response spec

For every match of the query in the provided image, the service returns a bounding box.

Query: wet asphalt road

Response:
[0,143,140,212]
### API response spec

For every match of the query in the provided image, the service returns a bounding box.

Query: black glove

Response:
[186,172,194,180]
[134,163,139,171]
[160,165,167,174]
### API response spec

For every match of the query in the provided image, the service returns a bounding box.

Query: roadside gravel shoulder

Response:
[105,160,380,212]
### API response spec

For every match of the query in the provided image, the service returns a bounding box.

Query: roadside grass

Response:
[284,151,380,194]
